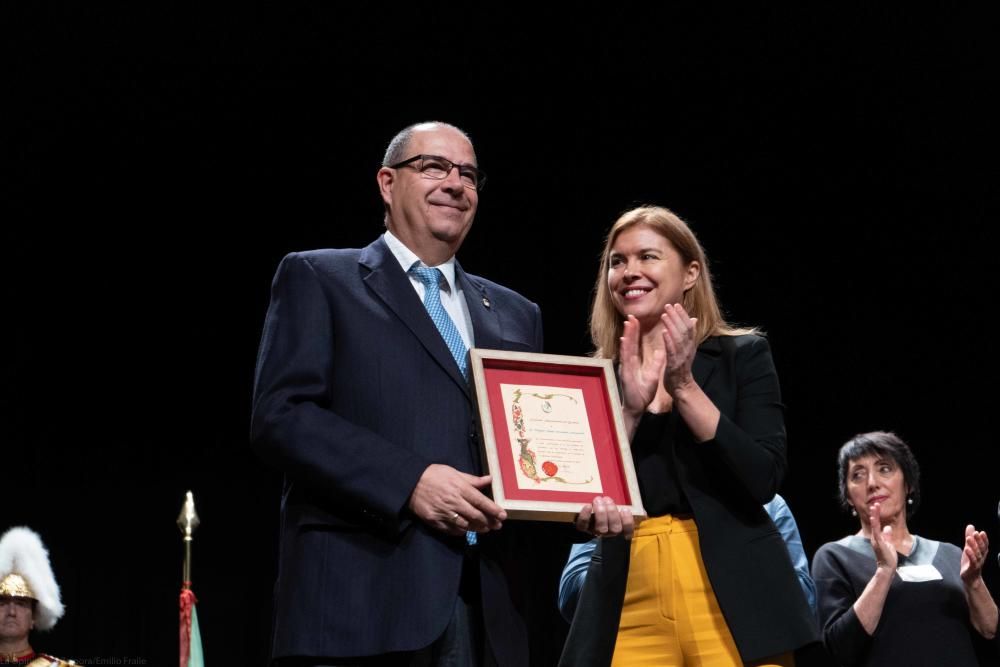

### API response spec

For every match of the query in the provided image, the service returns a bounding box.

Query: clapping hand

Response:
[960,524,989,584]
[619,315,664,418]
[869,503,899,572]
[660,303,698,396]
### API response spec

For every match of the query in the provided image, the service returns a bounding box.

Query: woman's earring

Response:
[851,508,858,517]
[907,496,913,505]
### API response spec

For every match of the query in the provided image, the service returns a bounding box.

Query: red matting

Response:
[482,359,631,505]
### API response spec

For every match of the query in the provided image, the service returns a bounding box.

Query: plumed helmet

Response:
[0,527,64,630]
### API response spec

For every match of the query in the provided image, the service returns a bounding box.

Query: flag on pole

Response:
[178,491,204,667]
[180,586,204,667]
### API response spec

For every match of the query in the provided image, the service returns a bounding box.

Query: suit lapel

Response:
[455,263,500,474]
[457,263,503,352]
[360,238,470,395]
[692,336,722,391]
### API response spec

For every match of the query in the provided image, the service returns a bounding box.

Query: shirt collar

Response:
[383,230,459,293]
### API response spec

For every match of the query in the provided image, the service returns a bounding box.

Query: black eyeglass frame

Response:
[388,154,487,191]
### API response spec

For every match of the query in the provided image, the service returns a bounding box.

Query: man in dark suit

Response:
[250,121,544,666]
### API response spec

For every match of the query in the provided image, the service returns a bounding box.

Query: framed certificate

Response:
[469,348,646,523]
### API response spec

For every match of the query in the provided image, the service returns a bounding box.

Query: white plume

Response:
[0,526,64,630]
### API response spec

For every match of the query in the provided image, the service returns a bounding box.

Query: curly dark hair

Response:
[837,431,921,519]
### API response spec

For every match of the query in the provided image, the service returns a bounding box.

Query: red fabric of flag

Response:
[179,585,198,667]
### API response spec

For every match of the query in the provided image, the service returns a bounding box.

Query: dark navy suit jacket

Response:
[251,236,544,665]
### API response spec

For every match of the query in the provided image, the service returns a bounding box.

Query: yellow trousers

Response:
[611,515,793,667]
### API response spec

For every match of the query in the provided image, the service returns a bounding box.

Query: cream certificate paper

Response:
[500,383,604,493]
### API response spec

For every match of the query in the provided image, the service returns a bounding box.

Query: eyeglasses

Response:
[389,154,487,191]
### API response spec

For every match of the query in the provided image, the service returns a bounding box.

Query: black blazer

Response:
[560,334,819,666]
[250,237,544,665]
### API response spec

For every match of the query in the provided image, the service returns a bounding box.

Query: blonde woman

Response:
[561,206,817,667]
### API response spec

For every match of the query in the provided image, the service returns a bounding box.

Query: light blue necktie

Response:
[409,265,469,379]
[409,264,477,546]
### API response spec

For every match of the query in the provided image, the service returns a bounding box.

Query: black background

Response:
[3,4,998,665]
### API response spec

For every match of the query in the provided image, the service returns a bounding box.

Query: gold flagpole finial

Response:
[177,491,200,587]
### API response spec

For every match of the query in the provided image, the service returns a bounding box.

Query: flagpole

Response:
[177,491,201,667]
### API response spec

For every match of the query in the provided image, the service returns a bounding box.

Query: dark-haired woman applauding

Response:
[812,431,998,666]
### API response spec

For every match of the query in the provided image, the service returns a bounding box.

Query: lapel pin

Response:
[482,296,491,309]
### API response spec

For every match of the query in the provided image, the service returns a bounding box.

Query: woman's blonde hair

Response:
[590,205,757,359]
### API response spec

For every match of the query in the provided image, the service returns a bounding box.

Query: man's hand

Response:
[408,464,507,536]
